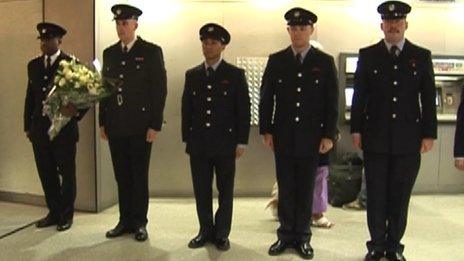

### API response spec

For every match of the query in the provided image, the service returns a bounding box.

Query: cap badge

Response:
[116,9,122,15]
[208,26,214,32]
[41,29,47,34]
[294,11,300,18]
[388,4,395,11]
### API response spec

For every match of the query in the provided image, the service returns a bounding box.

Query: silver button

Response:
[413,71,417,75]
[192,91,196,96]
[392,114,397,119]
[224,91,228,96]
[297,73,302,77]
[189,127,193,130]
[393,81,398,86]
[373,70,378,74]
[142,107,145,111]
[44,76,48,80]
[296,102,300,107]
[121,61,126,65]
[315,79,319,84]
[206,110,211,115]
[416,118,420,123]
[206,122,211,127]
[42,87,47,91]
[393,97,397,102]
[297,87,301,93]
[320,123,324,127]
[278,79,282,83]
[229,128,232,132]
[119,74,124,79]
[136,65,140,69]
[207,97,212,102]
[295,117,300,122]
[118,88,122,92]
[394,65,398,70]
[366,115,370,120]
[207,85,212,90]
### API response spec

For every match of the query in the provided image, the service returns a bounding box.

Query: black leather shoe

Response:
[215,238,230,251]
[56,220,73,231]
[188,234,210,248]
[134,226,148,242]
[296,242,314,260]
[106,223,130,238]
[386,252,406,261]
[364,250,385,261]
[36,215,59,228]
[268,240,288,256]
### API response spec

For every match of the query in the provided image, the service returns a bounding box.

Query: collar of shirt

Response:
[291,45,311,61]
[121,36,137,52]
[204,58,222,72]
[44,49,61,67]
[384,38,406,52]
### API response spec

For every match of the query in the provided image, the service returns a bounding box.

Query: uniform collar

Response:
[44,49,61,67]
[291,45,311,61]
[384,38,406,51]
[120,36,137,52]
[204,58,223,71]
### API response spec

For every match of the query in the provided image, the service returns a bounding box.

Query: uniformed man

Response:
[259,7,339,259]
[350,1,437,260]
[182,23,250,251]
[99,4,167,242]
[454,92,464,170]
[24,22,87,231]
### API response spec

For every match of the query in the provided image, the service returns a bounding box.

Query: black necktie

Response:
[296,53,302,65]
[390,45,399,59]
[123,45,128,53]
[46,55,52,69]
[207,67,214,78]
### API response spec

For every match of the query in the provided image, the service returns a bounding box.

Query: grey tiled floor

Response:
[0,195,463,260]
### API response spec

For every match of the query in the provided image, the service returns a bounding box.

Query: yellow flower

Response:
[58,78,67,87]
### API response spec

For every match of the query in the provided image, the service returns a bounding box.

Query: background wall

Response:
[95,0,464,197]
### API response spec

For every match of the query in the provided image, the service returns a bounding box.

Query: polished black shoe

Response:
[296,242,314,260]
[106,223,131,238]
[268,240,288,256]
[56,220,73,231]
[364,250,385,261]
[36,215,59,228]
[215,238,230,251]
[134,226,148,242]
[385,251,406,261]
[188,234,210,248]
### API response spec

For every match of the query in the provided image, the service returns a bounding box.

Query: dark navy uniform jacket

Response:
[182,60,251,157]
[454,90,464,157]
[99,37,167,137]
[259,46,339,157]
[351,39,437,154]
[24,51,85,145]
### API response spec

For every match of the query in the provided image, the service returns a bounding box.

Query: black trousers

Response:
[275,154,319,243]
[109,135,152,228]
[32,142,76,222]
[363,152,420,254]
[189,154,235,240]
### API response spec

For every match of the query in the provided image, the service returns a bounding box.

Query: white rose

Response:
[74,82,80,89]
[88,87,98,95]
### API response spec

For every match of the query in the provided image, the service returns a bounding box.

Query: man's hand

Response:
[59,103,78,117]
[100,126,108,140]
[420,138,434,153]
[455,158,464,171]
[263,133,274,151]
[146,128,157,143]
[236,147,245,159]
[319,138,333,154]
[352,133,362,150]
[25,131,30,140]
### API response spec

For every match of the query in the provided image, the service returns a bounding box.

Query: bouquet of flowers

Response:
[43,57,118,140]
